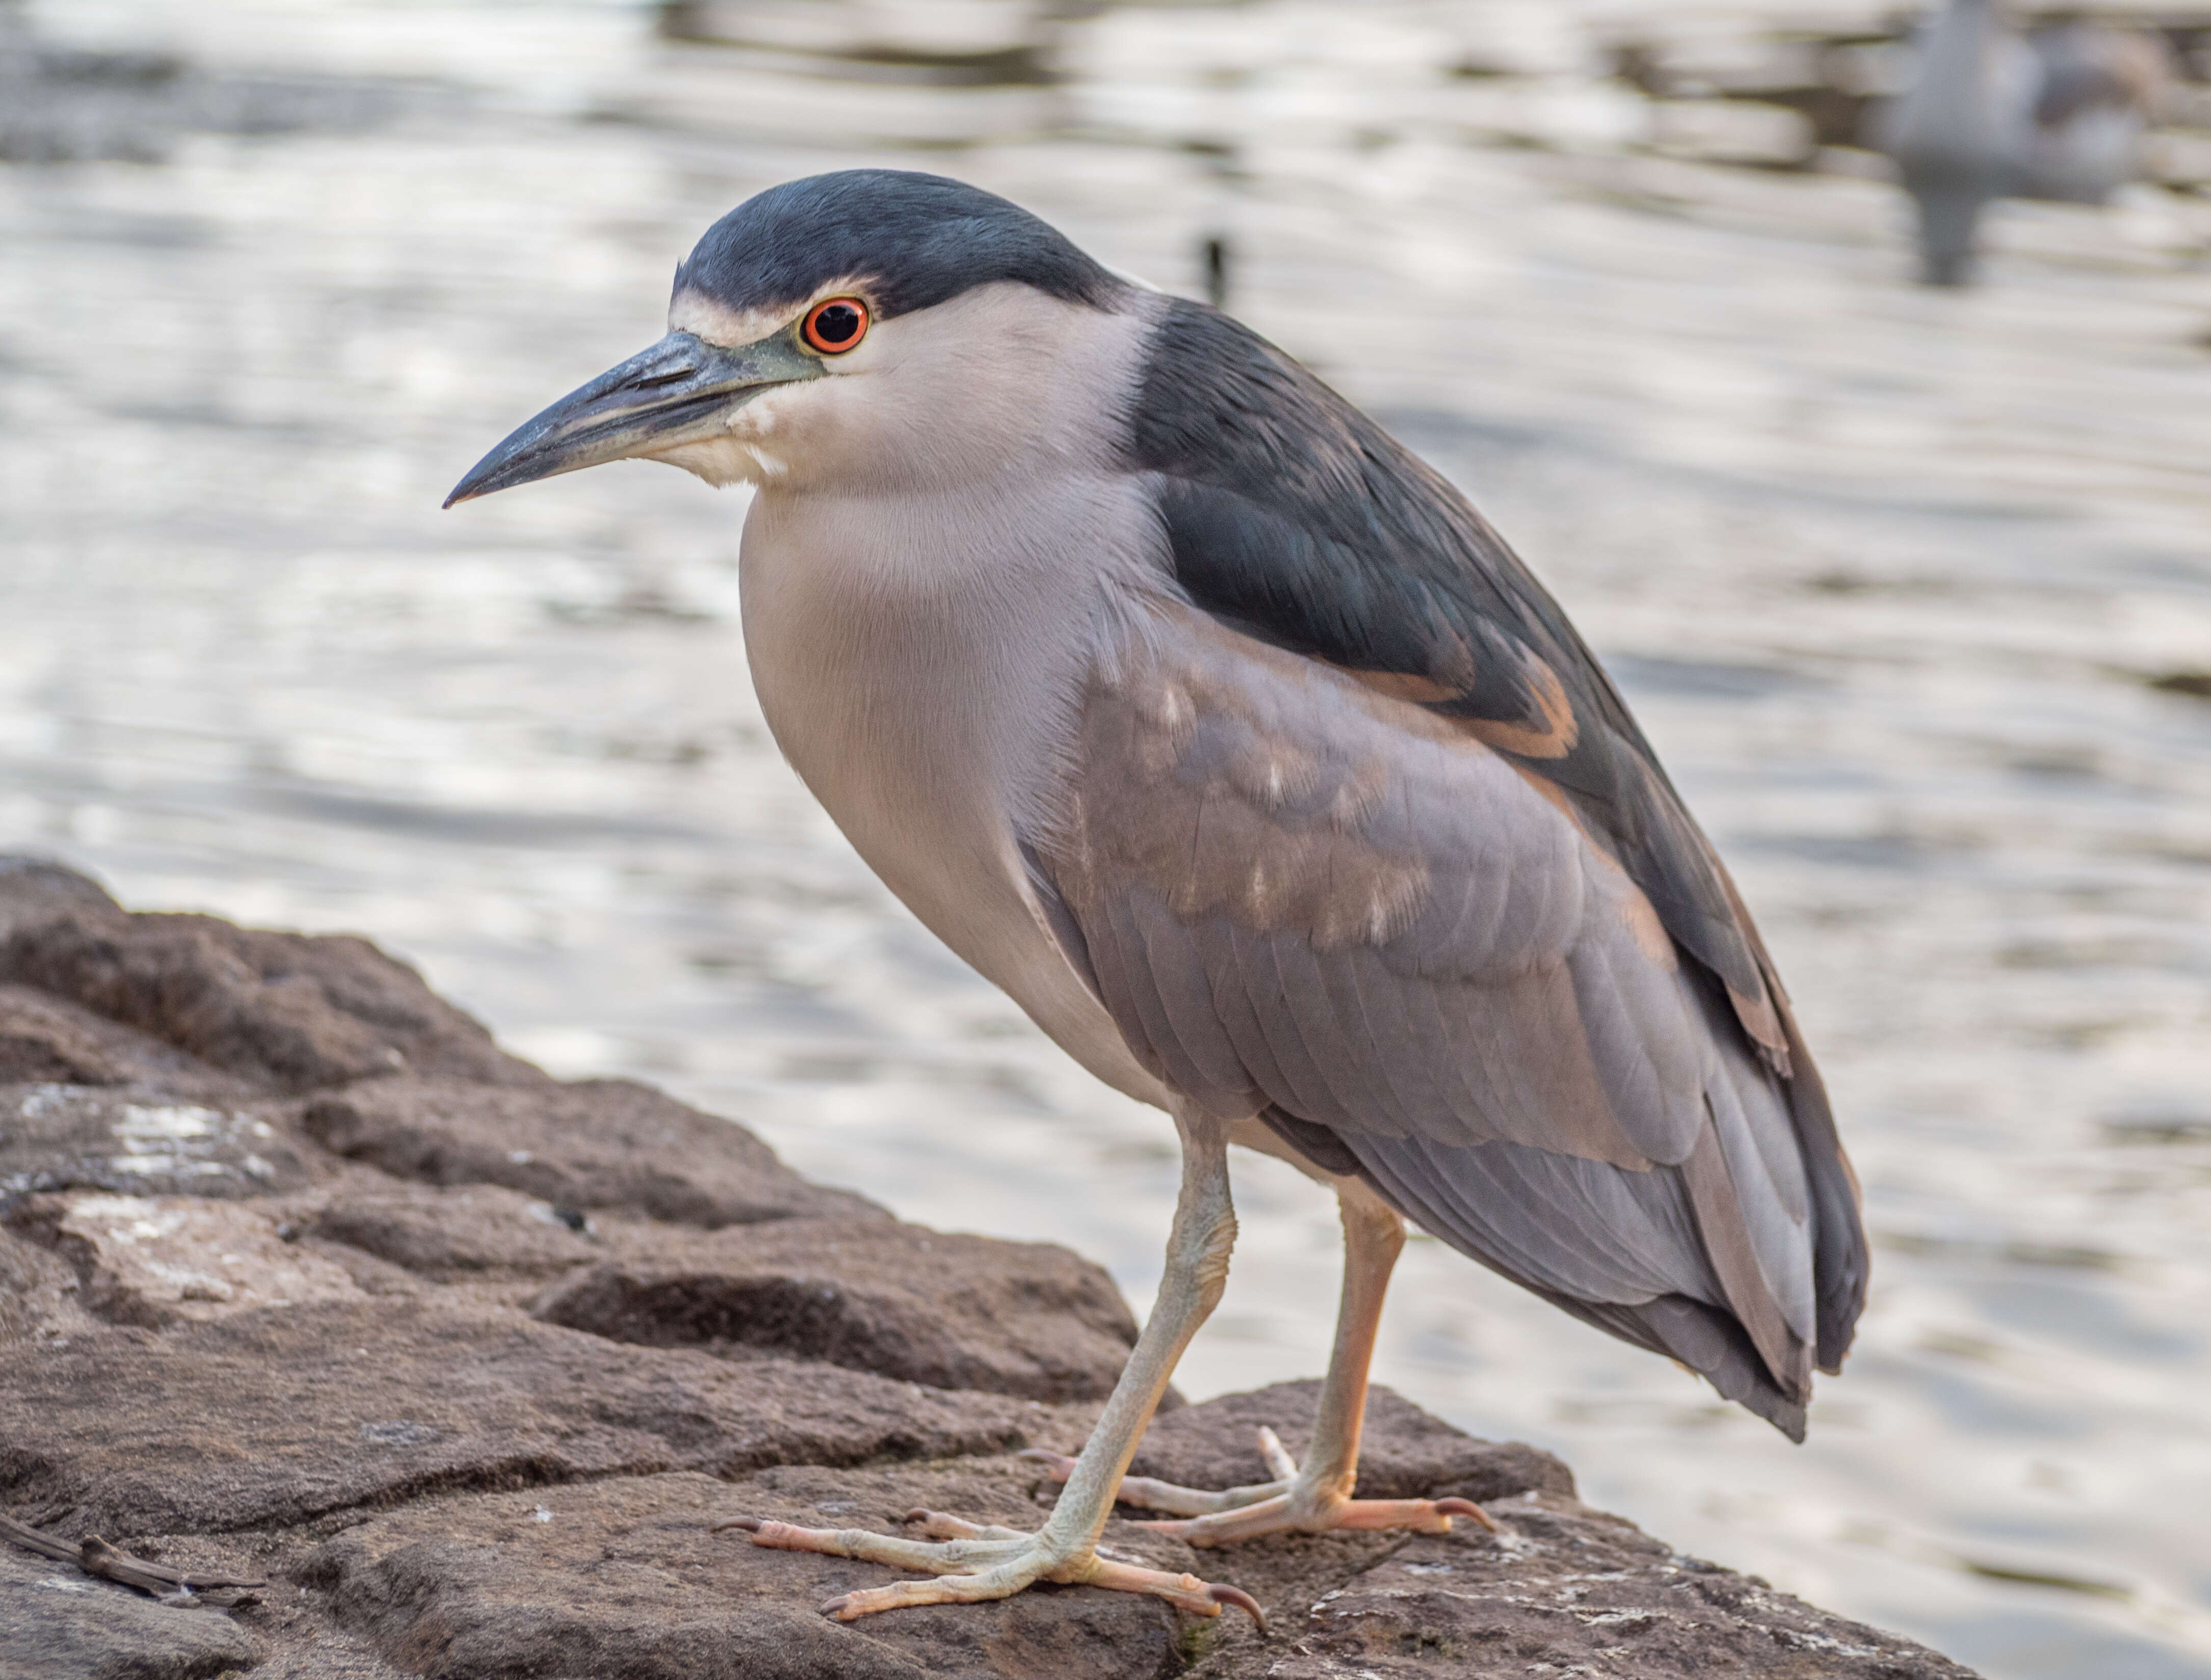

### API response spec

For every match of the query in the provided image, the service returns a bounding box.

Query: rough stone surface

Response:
[11,1192,366,1327]
[0,986,131,1086]
[0,1545,258,1680]
[0,983,255,1094]
[2,1081,314,1207]
[0,1298,1067,1538]
[0,1224,93,1346]
[307,1180,604,1282]
[0,857,120,938]
[533,1216,1139,1401]
[0,864,1981,1679]
[306,1469,1185,1680]
[301,1075,886,1229]
[0,894,542,1095]
[1201,1493,1981,1680]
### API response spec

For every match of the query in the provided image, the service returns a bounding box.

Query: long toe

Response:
[1331,1495,1496,1534]
[904,1509,1030,1542]
[1020,1446,1288,1517]
[1076,1556,1268,1630]
[819,1554,1265,1626]
[823,1561,1040,1620]
[731,1517,1017,1576]
[1138,1493,1497,1547]
[720,1511,1266,1627]
[1105,1425,1501,1545]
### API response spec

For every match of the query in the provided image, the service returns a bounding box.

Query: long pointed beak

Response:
[443,328,818,507]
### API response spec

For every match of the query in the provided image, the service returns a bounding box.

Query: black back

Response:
[1123,300,1767,1013]
[1121,298,1865,1374]
[673,170,1121,321]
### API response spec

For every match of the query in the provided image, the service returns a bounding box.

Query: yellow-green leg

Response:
[1027,1179,1495,1544]
[723,1108,1264,1625]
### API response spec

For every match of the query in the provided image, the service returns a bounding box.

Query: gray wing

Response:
[1031,602,1824,1436]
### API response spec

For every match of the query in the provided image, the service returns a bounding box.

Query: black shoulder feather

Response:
[1122,300,1766,1023]
[1120,298,1866,1379]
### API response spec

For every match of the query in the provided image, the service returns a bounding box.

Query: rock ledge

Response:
[0,859,1977,1679]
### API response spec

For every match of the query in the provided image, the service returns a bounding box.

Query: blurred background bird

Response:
[1882,0,2173,284]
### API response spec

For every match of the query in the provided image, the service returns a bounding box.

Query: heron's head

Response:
[444,171,1128,505]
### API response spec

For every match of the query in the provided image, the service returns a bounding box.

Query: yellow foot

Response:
[714,1509,1266,1628]
[1022,1427,1496,1548]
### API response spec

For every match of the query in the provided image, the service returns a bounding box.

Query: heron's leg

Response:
[1033,1180,1494,1545]
[725,1110,1262,1625]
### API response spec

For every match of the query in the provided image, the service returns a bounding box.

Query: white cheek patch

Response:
[728,383,799,477]
[645,382,809,486]
[648,436,776,487]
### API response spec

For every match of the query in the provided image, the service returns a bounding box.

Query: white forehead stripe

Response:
[670,276,877,348]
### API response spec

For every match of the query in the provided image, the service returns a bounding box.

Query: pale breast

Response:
[736,472,1176,1111]
[724,282,1185,1108]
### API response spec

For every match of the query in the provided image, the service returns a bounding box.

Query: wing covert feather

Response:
[1032,599,1843,1428]
[1030,296,1870,1426]
[1123,299,1792,1068]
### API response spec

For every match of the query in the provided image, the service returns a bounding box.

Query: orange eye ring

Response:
[802,296,869,354]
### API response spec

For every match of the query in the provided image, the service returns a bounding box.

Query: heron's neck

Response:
[736,469,1163,949]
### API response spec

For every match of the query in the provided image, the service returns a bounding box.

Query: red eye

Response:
[802,297,868,354]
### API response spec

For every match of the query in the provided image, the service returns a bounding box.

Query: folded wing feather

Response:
[1031,599,1828,1435]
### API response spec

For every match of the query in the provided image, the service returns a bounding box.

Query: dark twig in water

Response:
[0,1512,266,1607]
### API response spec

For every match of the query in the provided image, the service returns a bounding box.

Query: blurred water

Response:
[4,2,2211,1674]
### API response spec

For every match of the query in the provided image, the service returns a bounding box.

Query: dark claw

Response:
[1207,1582,1268,1633]
[903,1508,932,1524]
[820,1594,853,1618]
[711,1515,765,1533]
[1434,1498,1498,1533]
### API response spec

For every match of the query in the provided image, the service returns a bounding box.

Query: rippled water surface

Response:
[5,2,2211,1674]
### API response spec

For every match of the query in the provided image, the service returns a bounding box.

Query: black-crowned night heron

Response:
[1883,0,2169,286]
[448,170,1868,1627]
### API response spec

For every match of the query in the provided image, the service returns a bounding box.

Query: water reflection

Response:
[4,2,2210,1676]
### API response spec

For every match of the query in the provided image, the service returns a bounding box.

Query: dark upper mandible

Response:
[672,170,1123,322]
